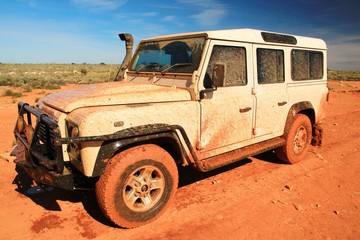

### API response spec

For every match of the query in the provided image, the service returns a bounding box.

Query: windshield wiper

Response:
[135,63,160,73]
[161,63,191,74]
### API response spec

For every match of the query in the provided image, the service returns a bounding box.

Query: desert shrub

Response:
[23,84,33,92]
[24,77,64,89]
[0,63,120,89]
[46,84,60,90]
[328,70,360,80]
[108,69,118,81]
[80,68,88,75]
[3,89,23,98]
[0,76,13,86]
[4,89,13,96]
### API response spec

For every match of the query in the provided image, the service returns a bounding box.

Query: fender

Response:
[283,101,315,134]
[91,124,195,177]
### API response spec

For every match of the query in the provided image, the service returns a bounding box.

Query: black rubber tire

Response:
[96,144,178,228]
[276,114,312,164]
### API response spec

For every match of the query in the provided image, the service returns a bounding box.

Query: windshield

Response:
[130,37,206,74]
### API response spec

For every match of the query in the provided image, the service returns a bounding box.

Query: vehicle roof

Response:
[143,28,327,50]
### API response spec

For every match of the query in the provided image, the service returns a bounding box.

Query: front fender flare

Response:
[91,124,192,177]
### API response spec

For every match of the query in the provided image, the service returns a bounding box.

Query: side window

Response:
[257,48,284,84]
[205,45,247,88]
[292,50,323,80]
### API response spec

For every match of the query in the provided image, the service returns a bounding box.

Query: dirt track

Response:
[1,81,360,239]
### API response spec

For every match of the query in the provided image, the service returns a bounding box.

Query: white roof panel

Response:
[143,28,327,50]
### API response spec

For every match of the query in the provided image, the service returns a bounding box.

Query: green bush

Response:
[46,84,60,90]
[328,70,360,80]
[0,63,119,90]
[80,68,88,75]
[0,76,12,86]
[23,84,33,92]
[3,89,23,98]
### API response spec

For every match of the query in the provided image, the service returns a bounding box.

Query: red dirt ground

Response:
[0,81,360,239]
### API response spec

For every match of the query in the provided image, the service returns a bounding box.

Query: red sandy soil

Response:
[0,81,359,239]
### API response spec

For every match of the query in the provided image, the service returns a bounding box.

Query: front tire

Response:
[96,144,178,228]
[276,114,312,164]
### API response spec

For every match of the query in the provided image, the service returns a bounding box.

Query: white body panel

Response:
[41,81,192,113]
[67,101,200,175]
[34,28,328,176]
[252,44,289,137]
[143,29,326,50]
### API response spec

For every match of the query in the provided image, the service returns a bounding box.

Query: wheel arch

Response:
[284,101,315,135]
[92,127,189,177]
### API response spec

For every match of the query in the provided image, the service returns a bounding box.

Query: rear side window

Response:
[257,48,284,84]
[205,45,247,87]
[292,50,323,80]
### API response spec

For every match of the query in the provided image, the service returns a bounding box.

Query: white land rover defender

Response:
[12,29,328,228]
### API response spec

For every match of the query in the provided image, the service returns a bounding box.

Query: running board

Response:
[197,137,286,172]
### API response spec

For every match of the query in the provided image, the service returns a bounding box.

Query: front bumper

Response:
[12,101,74,190]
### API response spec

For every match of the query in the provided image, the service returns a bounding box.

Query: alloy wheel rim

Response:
[123,165,165,212]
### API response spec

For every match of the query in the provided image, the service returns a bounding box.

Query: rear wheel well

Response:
[284,103,322,147]
[284,102,316,137]
[298,108,315,127]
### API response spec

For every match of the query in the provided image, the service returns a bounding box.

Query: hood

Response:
[41,82,192,113]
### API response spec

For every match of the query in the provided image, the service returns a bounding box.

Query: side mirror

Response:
[200,84,217,99]
[200,63,224,99]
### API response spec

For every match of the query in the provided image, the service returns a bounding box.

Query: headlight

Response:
[71,126,79,138]
[66,121,81,162]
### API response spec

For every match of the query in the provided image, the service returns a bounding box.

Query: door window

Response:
[291,50,323,80]
[205,45,247,87]
[257,48,284,84]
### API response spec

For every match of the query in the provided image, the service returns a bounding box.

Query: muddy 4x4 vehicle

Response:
[12,29,328,228]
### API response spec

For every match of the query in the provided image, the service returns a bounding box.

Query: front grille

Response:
[38,122,56,149]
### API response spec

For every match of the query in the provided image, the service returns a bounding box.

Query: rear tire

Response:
[276,114,312,164]
[96,144,178,228]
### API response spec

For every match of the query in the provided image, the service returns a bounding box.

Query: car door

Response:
[253,45,289,137]
[198,41,255,158]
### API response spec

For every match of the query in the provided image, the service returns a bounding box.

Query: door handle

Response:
[239,107,252,113]
[278,101,287,106]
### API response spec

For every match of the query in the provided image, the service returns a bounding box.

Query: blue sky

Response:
[0,0,359,69]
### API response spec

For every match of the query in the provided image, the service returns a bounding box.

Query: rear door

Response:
[253,45,289,137]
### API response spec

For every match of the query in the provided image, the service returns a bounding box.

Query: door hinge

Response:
[196,140,206,150]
